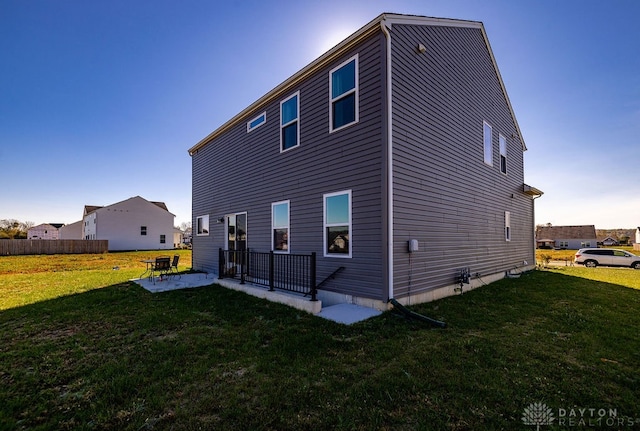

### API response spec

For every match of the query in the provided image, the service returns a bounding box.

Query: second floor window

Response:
[280,92,299,152]
[499,134,507,174]
[330,55,358,132]
[141,226,147,236]
[483,121,493,166]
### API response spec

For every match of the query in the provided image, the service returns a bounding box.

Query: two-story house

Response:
[27,223,64,239]
[189,13,542,309]
[82,196,175,251]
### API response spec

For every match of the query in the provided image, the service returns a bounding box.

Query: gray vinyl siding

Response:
[390,24,534,298]
[192,33,388,300]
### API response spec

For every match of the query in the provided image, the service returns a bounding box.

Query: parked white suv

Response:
[574,248,640,269]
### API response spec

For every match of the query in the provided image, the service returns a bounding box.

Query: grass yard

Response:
[0,250,192,310]
[1,252,640,430]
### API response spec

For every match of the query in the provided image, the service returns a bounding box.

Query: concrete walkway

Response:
[131,273,382,325]
[316,303,382,325]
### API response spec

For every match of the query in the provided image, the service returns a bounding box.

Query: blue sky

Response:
[1,0,639,229]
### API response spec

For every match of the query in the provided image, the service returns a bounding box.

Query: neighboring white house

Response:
[173,227,184,248]
[27,223,63,239]
[82,196,175,251]
[58,220,83,239]
[599,236,619,246]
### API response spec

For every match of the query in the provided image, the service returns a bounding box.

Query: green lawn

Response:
[1,252,639,430]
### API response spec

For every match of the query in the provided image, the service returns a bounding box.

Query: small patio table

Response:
[140,259,155,279]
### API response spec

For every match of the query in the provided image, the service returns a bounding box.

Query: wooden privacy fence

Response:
[0,240,108,255]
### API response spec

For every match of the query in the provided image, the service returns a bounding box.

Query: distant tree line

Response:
[0,219,34,239]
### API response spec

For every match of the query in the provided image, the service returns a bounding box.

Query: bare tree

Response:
[0,219,32,239]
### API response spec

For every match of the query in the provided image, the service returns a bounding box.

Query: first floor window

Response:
[196,215,209,236]
[504,211,511,242]
[160,234,166,244]
[324,190,351,257]
[483,121,493,166]
[141,226,147,236]
[272,200,290,252]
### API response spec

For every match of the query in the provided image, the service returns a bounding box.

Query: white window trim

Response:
[247,112,266,133]
[483,121,493,166]
[280,92,300,153]
[323,190,352,258]
[499,133,507,175]
[329,54,359,133]
[271,200,290,253]
[505,211,511,242]
[196,214,209,236]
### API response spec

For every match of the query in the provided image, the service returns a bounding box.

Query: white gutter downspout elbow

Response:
[380,18,394,302]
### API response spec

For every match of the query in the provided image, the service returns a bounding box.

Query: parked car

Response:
[574,248,640,269]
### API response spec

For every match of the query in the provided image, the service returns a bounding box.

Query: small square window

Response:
[160,234,166,244]
[247,112,266,132]
[330,55,358,132]
[141,226,147,236]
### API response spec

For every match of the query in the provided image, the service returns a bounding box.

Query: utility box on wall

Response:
[408,239,419,253]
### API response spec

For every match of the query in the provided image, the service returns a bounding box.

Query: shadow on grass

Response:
[1,271,639,430]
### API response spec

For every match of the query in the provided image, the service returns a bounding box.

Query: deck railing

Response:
[218,249,317,301]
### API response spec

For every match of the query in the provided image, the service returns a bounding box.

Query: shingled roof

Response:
[536,225,597,240]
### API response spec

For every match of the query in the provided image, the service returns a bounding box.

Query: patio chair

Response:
[170,254,181,279]
[150,256,171,284]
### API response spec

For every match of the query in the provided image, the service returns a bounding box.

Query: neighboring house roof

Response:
[83,196,174,216]
[29,223,49,229]
[151,201,169,212]
[188,12,527,156]
[84,205,103,215]
[599,236,619,244]
[29,223,62,231]
[536,225,597,240]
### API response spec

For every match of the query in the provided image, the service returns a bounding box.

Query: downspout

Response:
[380,19,394,303]
[532,193,542,264]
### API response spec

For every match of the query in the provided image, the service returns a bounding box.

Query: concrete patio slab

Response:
[132,273,216,293]
[131,273,382,324]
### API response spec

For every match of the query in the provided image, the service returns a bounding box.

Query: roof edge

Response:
[188,13,525,155]
[188,13,385,155]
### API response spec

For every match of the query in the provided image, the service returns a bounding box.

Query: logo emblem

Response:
[522,402,555,430]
